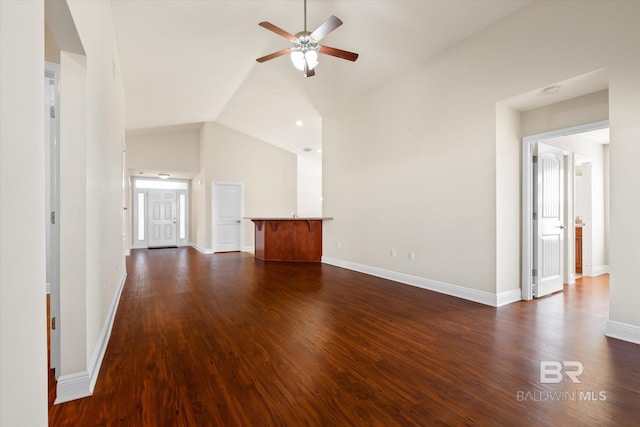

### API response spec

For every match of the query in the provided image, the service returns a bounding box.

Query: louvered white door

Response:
[534,143,564,297]
[147,189,177,247]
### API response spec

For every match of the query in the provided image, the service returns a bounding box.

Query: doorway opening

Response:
[522,120,610,300]
[132,178,189,249]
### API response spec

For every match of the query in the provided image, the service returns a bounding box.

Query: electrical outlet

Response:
[391,249,397,257]
[337,242,342,249]
[410,251,415,261]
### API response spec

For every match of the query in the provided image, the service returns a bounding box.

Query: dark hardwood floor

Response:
[49,248,640,426]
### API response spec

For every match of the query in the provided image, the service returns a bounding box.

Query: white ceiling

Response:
[547,127,610,148]
[111,0,531,156]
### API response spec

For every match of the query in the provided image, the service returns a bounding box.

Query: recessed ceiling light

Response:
[542,85,561,95]
[158,173,170,180]
[296,120,303,127]
[317,149,322,154]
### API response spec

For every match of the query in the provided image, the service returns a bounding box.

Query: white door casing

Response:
[45,62,61,376]
[147,189,178,247]
[213,182,243,252]
[521,121,608,301]
[534,142,565,297]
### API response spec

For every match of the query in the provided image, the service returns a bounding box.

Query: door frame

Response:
[573,156,593,277]
[131,177,189,249]
[212,181,244,253]
[521,120,609,300]
[45,61,61,376]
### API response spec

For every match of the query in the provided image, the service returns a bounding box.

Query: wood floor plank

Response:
[49,248,640,426]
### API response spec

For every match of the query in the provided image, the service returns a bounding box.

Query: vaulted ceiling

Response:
[111,0,531,155]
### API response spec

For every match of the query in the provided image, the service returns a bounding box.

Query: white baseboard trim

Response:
[568,273,576,285]
[54,371,92,404]
[242,246,255,254]
[190,243,214,255]
[46,282,51,294]
[591,265,610,277]
[605,320,640,345]
[55,271,128,404]
[321,257,513,307]
[496,289,522,307]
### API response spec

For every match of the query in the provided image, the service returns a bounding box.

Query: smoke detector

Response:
[542,85,561,95]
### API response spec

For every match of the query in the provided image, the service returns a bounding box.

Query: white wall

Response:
[297,155,323,217]
[575,165,588,223]
[521,90,609,136]
[608,57,640,338]
[496,103,521,295]
[48,0,127,402]
[0,1,48,425]
[59,50,89,374]
[323,0,640,335]
[196,122,297,251]
[45,23,61,63]
[126,127,200,176]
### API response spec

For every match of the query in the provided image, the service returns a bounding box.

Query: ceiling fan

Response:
[256,0,359,77]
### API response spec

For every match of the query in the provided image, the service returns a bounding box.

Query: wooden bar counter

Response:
[246,217,333,262]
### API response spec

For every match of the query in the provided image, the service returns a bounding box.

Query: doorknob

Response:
[236,220,241,223]
[555,225,565,229]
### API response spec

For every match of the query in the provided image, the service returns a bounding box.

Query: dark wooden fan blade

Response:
[258,21,297,41]
[256,48,292,63]
[310,15,343,41]
[319,45,359,62]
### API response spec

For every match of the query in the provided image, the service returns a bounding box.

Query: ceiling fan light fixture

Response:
[291,47,319,71]
[305,49,318,69]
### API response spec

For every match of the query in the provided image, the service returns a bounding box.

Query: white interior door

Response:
[534,142,565,297]
[147,189,177,247]
[213,182,242,252]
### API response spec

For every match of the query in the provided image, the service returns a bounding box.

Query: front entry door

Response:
[534,143,565,297]
[148,189,177,248]
[213,182,242,252]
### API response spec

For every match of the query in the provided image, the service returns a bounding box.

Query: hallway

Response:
[49,248,640,426]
